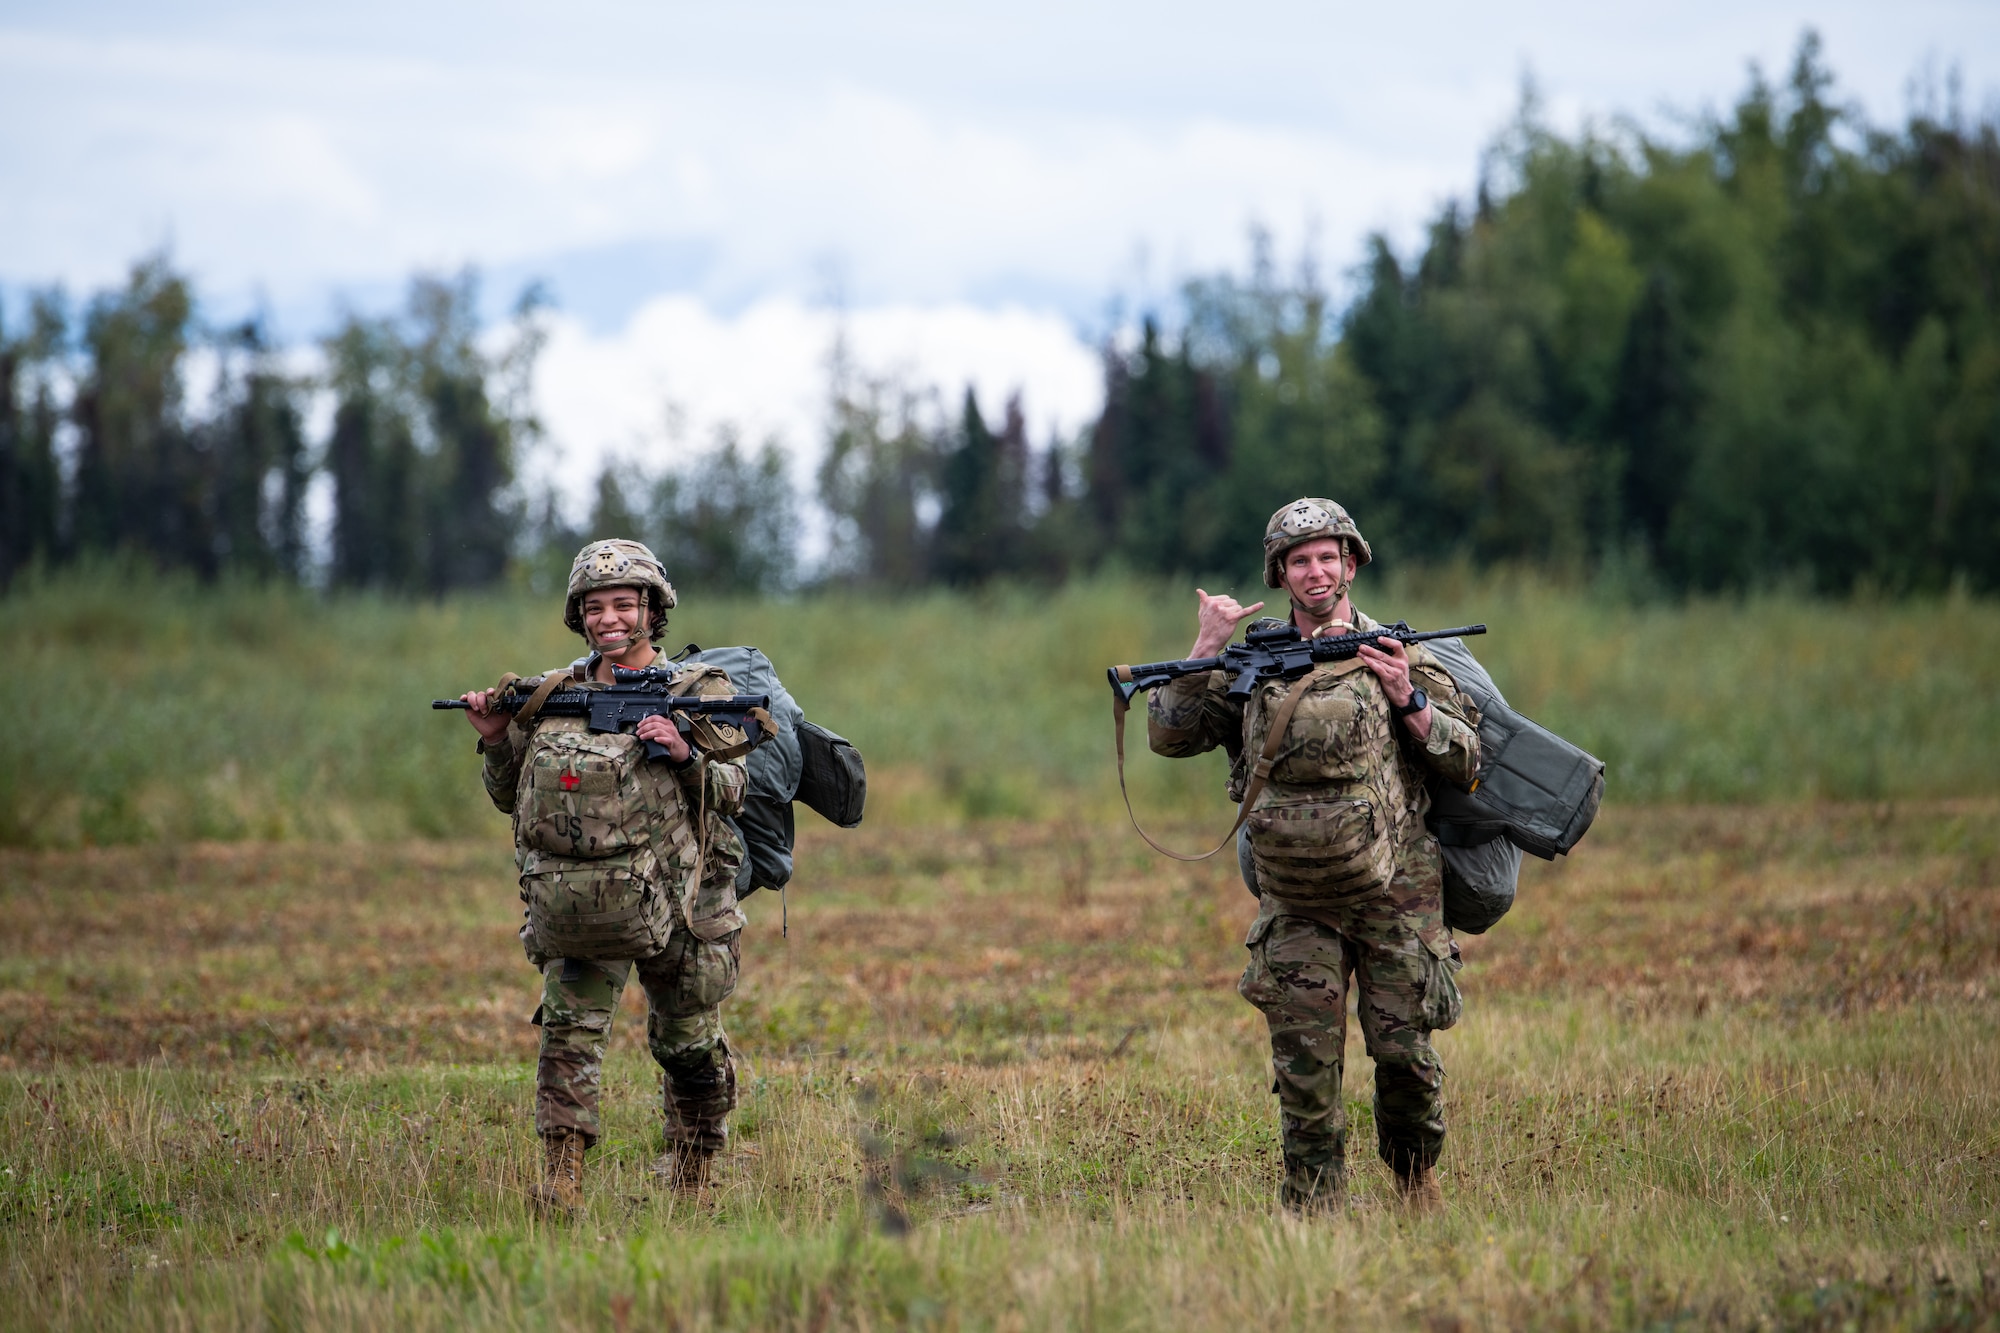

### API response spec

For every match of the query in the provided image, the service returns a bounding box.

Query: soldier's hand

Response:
[1357,639,1432,738]
[634,712,693,763]
[1355,638,1413,703]
[460,690,512,744]
[1190,588,1267,657]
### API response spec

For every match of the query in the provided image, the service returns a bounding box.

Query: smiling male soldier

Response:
[1147,500,1481,1214]
[459,539,751,1217]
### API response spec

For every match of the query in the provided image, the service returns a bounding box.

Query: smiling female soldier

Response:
[459,539,751,1216]
[1147,500,1481,1214]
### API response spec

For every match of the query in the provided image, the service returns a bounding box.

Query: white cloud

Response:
[527,295,1101,513]
[13,2,1991,322]
[244,116,381,225]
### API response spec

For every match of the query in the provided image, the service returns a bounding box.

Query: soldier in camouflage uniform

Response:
[459,540,752,1215]
[1148,500,1481,1214]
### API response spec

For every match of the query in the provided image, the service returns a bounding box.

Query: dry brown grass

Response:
[1,802,1997,1329]
[6,801,1993,1067]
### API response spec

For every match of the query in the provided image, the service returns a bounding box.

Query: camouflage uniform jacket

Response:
[1147,611,1482,853]
[478,654,750,941]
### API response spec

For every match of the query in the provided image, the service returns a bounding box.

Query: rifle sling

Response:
[511,669,572,729]
[1112,668,1322,862]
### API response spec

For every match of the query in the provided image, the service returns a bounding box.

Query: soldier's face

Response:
[581,587,648,654]
[1282,539,1354,612]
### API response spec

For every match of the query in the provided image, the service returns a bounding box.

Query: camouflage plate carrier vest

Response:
[1239,654,1414,902]
[511,665,717,960]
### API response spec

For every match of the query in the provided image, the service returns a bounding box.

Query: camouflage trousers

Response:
[533,925,741,1153]
[1237,837,1462,1207]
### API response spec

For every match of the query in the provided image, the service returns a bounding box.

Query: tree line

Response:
[0,264,537,595]
[818,36,2000,594]
[4,36,1995,597]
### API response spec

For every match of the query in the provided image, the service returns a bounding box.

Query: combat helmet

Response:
[563,538,677,643]
[1262,498,1372,590]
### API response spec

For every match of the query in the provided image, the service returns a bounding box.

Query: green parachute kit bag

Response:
[1419,635,1605,933]
[673,645,867,893]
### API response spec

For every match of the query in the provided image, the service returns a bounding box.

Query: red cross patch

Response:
[559,770,581,792]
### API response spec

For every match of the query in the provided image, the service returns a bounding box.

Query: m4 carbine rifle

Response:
[433,664,774,761]
[1107,620,1487,705]
[1102,619,1486,863]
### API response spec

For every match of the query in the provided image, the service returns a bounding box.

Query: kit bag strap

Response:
[690,755,710,911]
[1112,668,1321,862]
[685,706,773,763]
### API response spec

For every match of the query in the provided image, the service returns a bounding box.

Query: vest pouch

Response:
[522,727,648,860]
[1245,797,1394,902]
[523,867,674,961]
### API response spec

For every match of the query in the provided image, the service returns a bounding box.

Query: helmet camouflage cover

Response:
[1262,498,1372,589]
[563,538,677,641]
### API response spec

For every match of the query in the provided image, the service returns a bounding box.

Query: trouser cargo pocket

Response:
[1417,925,1463,1032]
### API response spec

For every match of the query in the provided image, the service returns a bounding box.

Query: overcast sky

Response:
[4,0,1996,504]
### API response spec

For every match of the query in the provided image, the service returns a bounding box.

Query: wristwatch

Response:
[1391,687,1429,720]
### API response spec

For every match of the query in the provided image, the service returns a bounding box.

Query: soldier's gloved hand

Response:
[1190,587,1267,657]
[634,712,693,763]
[460,690,512,745]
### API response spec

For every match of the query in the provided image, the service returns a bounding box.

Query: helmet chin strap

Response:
[1288,543,1353,632]
[590,630,640,655]
[581,591,663,661]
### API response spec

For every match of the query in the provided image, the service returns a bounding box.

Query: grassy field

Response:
[2,576,1997,1327]
[3,800,1997,1329]
[2,568,1997,846]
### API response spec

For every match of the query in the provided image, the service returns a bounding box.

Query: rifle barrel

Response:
[431,691,770,711]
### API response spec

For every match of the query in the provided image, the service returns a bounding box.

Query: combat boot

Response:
[1279,1154,1347,1216]
[532,1127,584,1218]
[652,1142,715,1193]
[1393,1162,1444,1214]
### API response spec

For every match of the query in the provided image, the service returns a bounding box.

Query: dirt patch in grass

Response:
[2,802,1994,1071]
